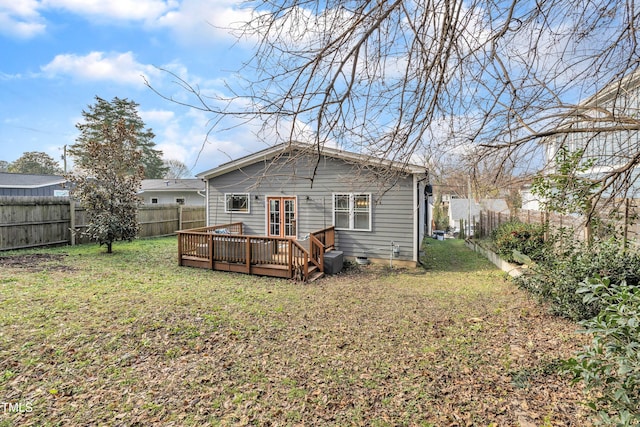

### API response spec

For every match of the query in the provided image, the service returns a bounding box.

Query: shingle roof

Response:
[0,172,66,189]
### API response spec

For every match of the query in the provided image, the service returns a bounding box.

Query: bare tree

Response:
[149,0,640,203]
[163,159,191,179]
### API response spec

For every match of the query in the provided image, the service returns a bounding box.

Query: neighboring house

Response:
[197,142,429,266]
[139,179,205,206]
[520,184,542,211]
[0,172,68,197]
[448,197,509,232]
[544,71,640,197]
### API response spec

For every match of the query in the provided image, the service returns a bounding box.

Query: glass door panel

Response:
[269,198,280,237]
[267,197,296,237]
[283,198,296,237]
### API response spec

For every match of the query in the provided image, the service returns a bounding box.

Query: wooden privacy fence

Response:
[0,196,205,251]
[478,209,586,240]
[478,205,640,245]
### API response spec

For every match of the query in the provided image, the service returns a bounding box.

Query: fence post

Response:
[70,199,76,246]
[624,198,630,250]
[543,211,549,241]
[178,204,183,231]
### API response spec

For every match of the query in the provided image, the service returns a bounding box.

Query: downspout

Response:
[202,178,210,227]
[197,185,207,227]
[414,174,420,266]
[417,170,431,267]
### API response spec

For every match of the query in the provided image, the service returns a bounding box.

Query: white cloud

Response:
[155,0,253,45]
[40,51,160,85]
[140,109,175,123]
[1,0,253,45]
[0,0,45,38]
[42,0,178,22]
[156,142,188,163]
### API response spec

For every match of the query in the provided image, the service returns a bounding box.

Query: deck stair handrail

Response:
[308,234,324,271]
[290,240,310,280]
[310,226,335,251]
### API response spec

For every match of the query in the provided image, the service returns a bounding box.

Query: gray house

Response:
[196,142,428,266]
[0,172,67,197]
[139,179,205,206]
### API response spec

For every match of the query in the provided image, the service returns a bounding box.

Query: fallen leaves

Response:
[0,238,593,425]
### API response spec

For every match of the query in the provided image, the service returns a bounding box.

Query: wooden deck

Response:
[177,222,335,282]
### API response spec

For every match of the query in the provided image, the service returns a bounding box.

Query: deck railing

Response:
[308,226,335,272]
[310,226,335,251]
[177,223,335,281]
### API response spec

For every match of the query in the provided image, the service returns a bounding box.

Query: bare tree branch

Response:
[147,0,640,207]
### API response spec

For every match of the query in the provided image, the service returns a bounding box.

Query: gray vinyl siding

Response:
[206,153,418,262]
[0,184,66,197]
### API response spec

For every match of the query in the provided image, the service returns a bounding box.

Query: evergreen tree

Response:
[69,96,168,178]
[66,120,145,253]
[8,152,63,175]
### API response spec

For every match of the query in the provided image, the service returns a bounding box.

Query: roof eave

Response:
[0,179,67,189]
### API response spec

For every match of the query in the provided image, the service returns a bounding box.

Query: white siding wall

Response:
[143,191,205,206]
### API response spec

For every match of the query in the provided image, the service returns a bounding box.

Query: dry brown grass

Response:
[0,237,590,426]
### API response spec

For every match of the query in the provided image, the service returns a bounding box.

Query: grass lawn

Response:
[0,237,590,426]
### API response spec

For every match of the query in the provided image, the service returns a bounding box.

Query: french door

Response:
[267,197,297,238]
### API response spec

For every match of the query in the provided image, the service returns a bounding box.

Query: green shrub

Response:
[564,276,640,425]
[491,220,547,263]
[516,236,640,321]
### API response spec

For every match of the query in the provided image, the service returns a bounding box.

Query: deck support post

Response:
[209,234,214,270]
[245,237,251,273]
[287,239,293,278]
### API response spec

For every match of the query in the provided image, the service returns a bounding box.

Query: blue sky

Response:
[1,0,269,176]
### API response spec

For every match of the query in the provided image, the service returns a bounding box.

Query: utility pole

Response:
[62,145,67,173]
[467,177,472,236]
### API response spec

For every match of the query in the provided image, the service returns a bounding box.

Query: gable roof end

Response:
[196,142,425,180]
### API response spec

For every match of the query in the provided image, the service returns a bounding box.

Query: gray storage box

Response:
[323,250,344,275]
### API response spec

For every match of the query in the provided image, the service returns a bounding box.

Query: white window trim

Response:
[333,193,372,231]
[224,193,251,214]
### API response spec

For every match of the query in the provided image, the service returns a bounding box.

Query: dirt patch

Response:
[0,253,75,272]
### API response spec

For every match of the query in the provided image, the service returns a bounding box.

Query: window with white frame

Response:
[333,193,371,231]
[225,193,250,213]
